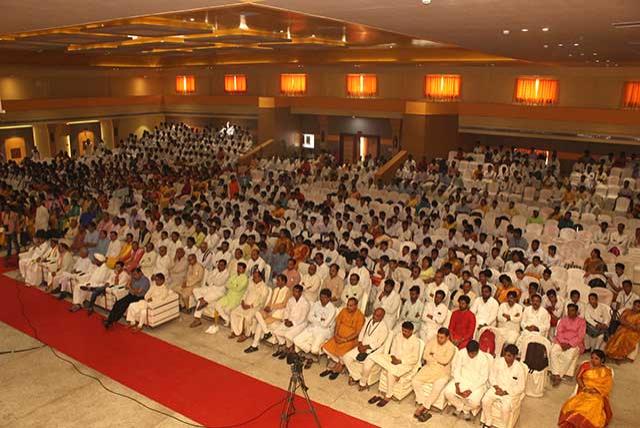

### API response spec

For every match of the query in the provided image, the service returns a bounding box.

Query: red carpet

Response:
[0,271,374,428]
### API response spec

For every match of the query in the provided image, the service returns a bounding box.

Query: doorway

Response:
[339,133,380,164]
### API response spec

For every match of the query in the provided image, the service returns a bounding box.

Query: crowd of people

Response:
[6,122,640,428]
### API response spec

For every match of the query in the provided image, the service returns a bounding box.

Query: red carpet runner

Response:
[0,271,374,428]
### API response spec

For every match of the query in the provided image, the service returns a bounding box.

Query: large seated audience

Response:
[5,121,640,427]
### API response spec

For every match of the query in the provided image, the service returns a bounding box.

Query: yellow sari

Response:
[558,362,613,428]
[606,309,640,360]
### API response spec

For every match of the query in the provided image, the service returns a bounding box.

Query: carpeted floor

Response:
[0,268,373,428]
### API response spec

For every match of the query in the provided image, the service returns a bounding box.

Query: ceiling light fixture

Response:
[543,44,549,48]
[558,43,563,47]
[239,14,249,30]
[574,43,579,46]
[542,27,550,32]
[189,18,195,22]
[421,0,432,5]
[593,52,598,55]
[521,28,529,32]
[502,30,510,35]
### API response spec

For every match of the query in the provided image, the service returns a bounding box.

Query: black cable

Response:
[8,284,286,428]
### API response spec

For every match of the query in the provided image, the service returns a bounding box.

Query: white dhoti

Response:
[71,281,102,305]
[443,381,486,414]
[343,348,379,386]
[193,286,226,319]
[212,301,237,324]
[368,353,413,396]
[126,300,149,327]
[21,260,43,286]
[273,322,307,346]
[230,306,260,336]
[480,388,516,427]
[549,344,580,377]
[293,326,333,354]
[412,376,449,409]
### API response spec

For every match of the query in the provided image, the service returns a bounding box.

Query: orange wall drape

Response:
[346,74,377,97]
[224,74,247,94]
[514,77,558,105]
[175,75,196,94]
[425,74,461,101]
[622,81,640,109]
[280,74,307,96]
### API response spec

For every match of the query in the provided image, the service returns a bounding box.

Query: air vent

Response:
[612,21,640,29]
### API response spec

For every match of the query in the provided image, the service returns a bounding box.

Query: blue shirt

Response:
[130,276,150,297]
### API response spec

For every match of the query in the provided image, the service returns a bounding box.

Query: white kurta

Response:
[300,273,322,303]
[444,349,491,413]
[294,301,337,354]
[481,357,526,426]
[373,290,402,329]
[273,296,311,346]
[126,284,172,327]
[230,280,269,336]
[420,302,449,343]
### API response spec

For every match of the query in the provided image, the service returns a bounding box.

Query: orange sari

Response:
[606,309,640,360]
[558,362,613,428]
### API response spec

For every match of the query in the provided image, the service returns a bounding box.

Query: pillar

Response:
[257,97,300,157]
[32,124,52,158]
[100,119,115,149]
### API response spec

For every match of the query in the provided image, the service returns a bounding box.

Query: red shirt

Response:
[449,309,476,349]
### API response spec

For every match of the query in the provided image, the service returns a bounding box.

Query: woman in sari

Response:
[606,299,640,361]
[583,249,606,278]
[290,235,310,263]
[558,350,613,428]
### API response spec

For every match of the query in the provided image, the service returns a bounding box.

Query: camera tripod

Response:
[280,364,321,428]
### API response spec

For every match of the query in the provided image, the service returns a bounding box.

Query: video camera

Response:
[286,351,305,374]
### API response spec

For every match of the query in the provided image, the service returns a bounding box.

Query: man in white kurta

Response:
[367,322,421,406]
[396,286,424,333]
[470,286,499,336]
[68,254,112,312]
[245,273,291,352]
[190,260,230,327]
[54,248,94,296]
[126,272,172,330]
[584,293,611,351]
[272,285,310,356]
[373,279,402,329]
[344,308,390,388]
[229,270,269,339]
[300,263,322,303]
[495,291,524,352]
[443,340,491,419]
[420,290,449,343]
[480,344,527,427]
[138,242,157,279]
[153,245,172,279]
[18,235,50,286]
[294,289,337,362]
[518,294,550,348]
[44,241,74,290]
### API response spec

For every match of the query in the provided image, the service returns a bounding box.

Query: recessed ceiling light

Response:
[573,43,580,46]
[568,54,573,57]
[580,53,585,56]
[606,59,610,62]
[543,44,549,48]
[521,28,529,32]
[596,59,600,62]
[421,0,432,4]
[502,30,510,35]
[557,43,563,47]
[593,52,598,56]
[542,27,550,32]
[189,18,195,22]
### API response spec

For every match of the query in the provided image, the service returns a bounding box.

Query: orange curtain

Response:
[281,74,307,96]
[224,74,247,94]
[622,81,640,109]
[425,74,461,101]
[175,75,195,94]
[514,77,558,105]
[346,74,377,97]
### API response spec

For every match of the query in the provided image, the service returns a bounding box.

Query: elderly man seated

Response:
[293,288,337,369]
[125,272,171,331]
[411,327,457,423]
[68,253,112,313]
[366,321,421,408]
[272,285,310,359]
[229,270,269,342]
[343,308,390,387]
[320,297,366,380]
[443,340,491,421]
[174,253,204,310]
[190,259,230,328]
[550,303,586,386]
[480,344,527,428]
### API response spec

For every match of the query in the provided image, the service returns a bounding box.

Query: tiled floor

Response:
[1,270,637,427]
